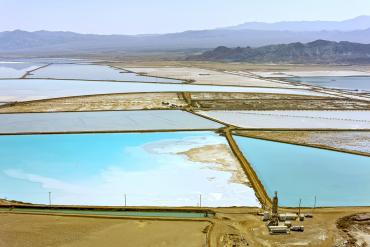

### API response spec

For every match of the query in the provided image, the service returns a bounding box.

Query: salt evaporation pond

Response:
[0,110,223,134]
[0,62,43,78]
[197,110,370,129]
[0,79,330,102]
[0,132,258,207]
[287,76,370,93]
[3,58,91,64]
[28,64,183,83]
[234,136,370,207]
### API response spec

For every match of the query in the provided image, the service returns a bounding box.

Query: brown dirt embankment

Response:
[222,127,272,209]
[0,213,210,247]
[0,93,186,113]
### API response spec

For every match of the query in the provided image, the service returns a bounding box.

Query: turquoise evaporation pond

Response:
[0,131,255,207]
[234,136,370,207]
[0,132,201,204]
[287,76,370,92]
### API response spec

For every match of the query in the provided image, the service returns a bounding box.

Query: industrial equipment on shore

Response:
[260,191,307,235]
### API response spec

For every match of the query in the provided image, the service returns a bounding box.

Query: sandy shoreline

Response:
[179,144,250,186]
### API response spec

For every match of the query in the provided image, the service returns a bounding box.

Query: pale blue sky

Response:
[1,0,370,34]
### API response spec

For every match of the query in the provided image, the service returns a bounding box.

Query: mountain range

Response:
[0,16,370,55]
[187,40,370,64]
[225,15,370,31]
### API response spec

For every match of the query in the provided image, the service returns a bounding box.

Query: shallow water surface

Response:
[0,110,223,134]
[0,62,43,78]
[197,110,370,129]
[0,79,330,102]
[234,136,370,207]
[287,76,370,92]
[28,64,183,83]
[0,132,258,207]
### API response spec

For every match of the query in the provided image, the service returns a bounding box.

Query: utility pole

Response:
[48,192,51,206]
[298,198,302,217]
[313,195,317,213]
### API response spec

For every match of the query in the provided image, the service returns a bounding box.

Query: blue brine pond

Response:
[234,136,370,207]
[287,76,370,92]
[0,132,258,207]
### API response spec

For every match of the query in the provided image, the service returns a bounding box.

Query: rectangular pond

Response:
[0,132,258,207]
[28,64,183,83]
[286,76,370,93]
[0,61,44,78]
[234,136,370,207]
[3,58,92,64]
[197,110,370,129]
[237,130,370,156]
[0,79,331,102]
[0,110,223,134]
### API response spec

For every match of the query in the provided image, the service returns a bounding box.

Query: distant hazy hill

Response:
[0,30,137,53]
[188,40,370,64]
[226,16,370,31]
[1,16,370,55]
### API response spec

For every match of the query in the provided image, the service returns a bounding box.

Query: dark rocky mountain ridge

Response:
[187,40,370,64]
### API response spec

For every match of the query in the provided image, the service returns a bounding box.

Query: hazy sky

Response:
[1,0,370,34]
